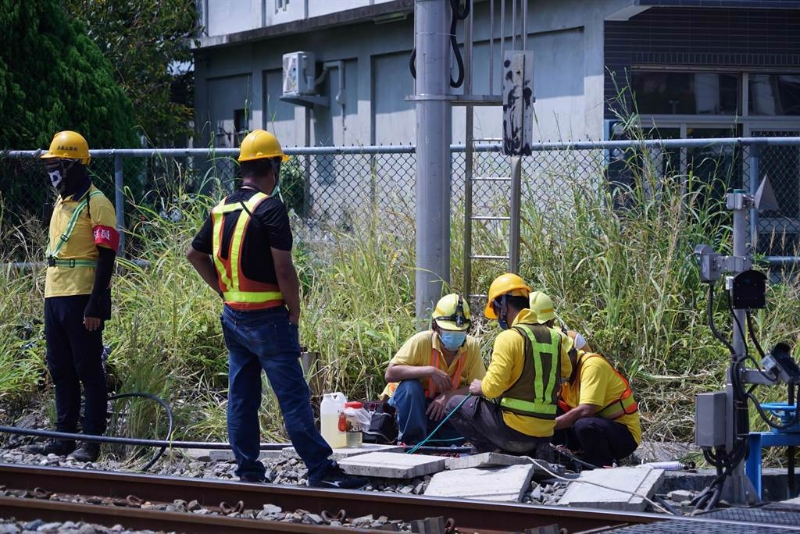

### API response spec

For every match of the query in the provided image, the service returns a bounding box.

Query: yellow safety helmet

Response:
[238,129,290,163]
[41,131,91,165]
[432,293,472,331]
[484,273,531,319]
[529,291,556,324]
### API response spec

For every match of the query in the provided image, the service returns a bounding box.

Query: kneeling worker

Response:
[445,274,573,458]
[383,294,485,445]
[555,344,641,468]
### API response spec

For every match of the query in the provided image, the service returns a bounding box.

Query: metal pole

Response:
[725,189,751,505]
[114,154,125,258]
[509,155,521,273]
[414,0,452,321]
[748,143,759,257]
[463,0,474,299]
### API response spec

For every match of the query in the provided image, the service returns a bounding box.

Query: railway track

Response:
[0,463,798,533]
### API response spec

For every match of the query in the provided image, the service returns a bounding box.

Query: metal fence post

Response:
[114,153,125,258]
[748,142,759,254]
[509,155,522,273]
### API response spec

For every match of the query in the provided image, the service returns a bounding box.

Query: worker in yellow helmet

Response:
[445,274,573,458]
[529,291,591,352]
[187,130,367,489]
[382,294,486,445]
[555,346,641,468]
[26,131,119,463]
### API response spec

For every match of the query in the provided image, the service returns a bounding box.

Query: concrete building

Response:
[194,0,800,148]
[193,0,800,253]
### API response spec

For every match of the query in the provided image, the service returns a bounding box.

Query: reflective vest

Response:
[211,192,284,311]
[426,333,466,399]
[498,323,561,420]
[46,190,103,268]
[563,352,638,420]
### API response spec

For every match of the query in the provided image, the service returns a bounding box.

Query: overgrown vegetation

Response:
[1,140,799,465]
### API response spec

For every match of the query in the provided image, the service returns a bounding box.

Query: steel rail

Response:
[0,496,383,534]
[3,464,799,533]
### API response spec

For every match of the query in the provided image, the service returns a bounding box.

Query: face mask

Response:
[498,318,509,330]
[48,168,64,190]
[573,332,587,351]
[439,331,467,351]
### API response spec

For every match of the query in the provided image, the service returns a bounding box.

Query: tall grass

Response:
[1,144,799,455]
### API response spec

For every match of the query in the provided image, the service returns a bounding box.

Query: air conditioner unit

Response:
[282,51,316,96]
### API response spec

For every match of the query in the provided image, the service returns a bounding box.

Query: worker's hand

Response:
[426,393,448,421]
[84,315,101,331]
[468,378,483,396]
[428,366,452,392]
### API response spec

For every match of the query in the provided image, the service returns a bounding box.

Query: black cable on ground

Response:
[107,392,174,472]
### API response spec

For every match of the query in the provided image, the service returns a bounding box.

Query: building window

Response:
[276,0,289,12]
[234,109,247,148]
[631,72,739,115]
[749,74,800,116]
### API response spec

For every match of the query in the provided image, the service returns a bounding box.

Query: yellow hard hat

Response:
[432,293,472,331]
[529,291,556,324]
[238,129,289,162]
[484,273,531,319]
[41,131,91,165]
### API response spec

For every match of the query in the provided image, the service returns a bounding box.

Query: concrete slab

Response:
[281,443,404,461]
[445,453,565,479]
[558,466,665,511]
[425,465,536,502]
[337,452,446,479]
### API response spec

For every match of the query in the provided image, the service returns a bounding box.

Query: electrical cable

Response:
[107,392,174,472]
[406,393,472,454]
[707,282,735,355]
[408,0,470,88]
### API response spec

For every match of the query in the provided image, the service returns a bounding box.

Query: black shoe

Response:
[309,463,369,489]
[239,474,266,483]
[69,442,100,462]
[25,439,76,456]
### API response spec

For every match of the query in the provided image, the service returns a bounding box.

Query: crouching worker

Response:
[554,343,641,468]
[383,294,485,445]
[445,274,573,459]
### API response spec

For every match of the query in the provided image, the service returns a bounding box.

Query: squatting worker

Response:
[445,273,573,458]
[382,294,486,445]
[27,131,119,463]
[554,343,641,468]
[186,130,367,489]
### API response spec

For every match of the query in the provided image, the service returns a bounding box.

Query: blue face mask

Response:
[498,318,509,330]
[439,331,467,351]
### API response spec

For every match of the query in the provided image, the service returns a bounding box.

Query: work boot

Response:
[69,441,100,462]
[25,439,76,456]
[308,462,369,490]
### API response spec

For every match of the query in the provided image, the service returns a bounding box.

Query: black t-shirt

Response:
[191,188,292,285]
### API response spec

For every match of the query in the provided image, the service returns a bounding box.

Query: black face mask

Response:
[46,160,88,197]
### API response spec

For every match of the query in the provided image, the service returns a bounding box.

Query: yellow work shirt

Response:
[561,353,642,444]
[481,309,573,438]
[45,186,117,298]
[382,330,486,398]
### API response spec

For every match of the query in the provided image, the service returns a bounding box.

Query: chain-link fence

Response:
[2,138,799,263]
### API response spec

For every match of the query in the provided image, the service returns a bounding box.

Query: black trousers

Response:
[44,295,107,436]
[554,416,638,468]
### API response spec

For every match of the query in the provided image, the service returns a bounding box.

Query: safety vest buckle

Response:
[47,256,56,267]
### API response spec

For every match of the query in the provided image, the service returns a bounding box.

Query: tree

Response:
[0,0,137,149]
[64,0,202,146]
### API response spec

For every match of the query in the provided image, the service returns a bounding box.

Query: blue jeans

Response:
[220,305,333,482]
[388,380,465,445]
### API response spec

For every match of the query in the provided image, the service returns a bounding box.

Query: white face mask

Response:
[48,168,64,190]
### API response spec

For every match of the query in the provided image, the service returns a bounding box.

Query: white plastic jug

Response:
[320,392,347,448]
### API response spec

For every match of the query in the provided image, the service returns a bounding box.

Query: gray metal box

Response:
[695,392,727,448]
